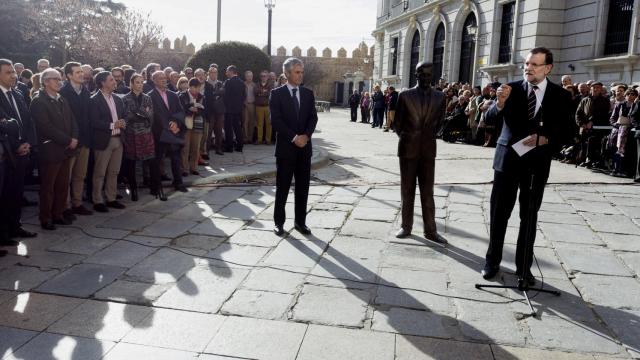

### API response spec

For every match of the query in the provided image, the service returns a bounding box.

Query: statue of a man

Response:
[393,62,447,244]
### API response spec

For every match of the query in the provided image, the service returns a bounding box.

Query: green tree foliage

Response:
[186,42,271,80]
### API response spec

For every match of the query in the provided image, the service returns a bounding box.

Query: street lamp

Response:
[217,0,222,42]
[265,0,276,56]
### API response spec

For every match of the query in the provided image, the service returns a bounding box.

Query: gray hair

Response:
[151,70,165,81]
[37,58,49,66]
[40,68,60,82]
[283,57,303,75]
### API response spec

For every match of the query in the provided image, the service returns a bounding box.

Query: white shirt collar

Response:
[286,83,298,92]
[528,77,548,93]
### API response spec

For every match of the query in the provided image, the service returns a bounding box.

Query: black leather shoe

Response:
[0,238,19,246]
[426,233,448,245]
[63,210,76,223]
[175,185,189,193]
[72,205,93,216]
[522,272,536,287]
[273,225,285,236]
[10,228,37,239]
[161,174,172,182]
[294,223,311,235]
[40,221,56,231]
[107,201,126,209]
[215,150,224,155]
[395,228,411,238]
[93,203,109,213]
[201,153,210,160]
[130,188,139,202]
[53,217,72,226]
[481,263,500,280]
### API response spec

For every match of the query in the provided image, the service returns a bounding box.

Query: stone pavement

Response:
[0,109,639,359]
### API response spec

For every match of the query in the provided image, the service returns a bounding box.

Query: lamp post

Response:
[264,0,276,56]
[217,0,221,42]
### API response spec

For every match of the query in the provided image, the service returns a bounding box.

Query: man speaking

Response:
[481,47,574,284]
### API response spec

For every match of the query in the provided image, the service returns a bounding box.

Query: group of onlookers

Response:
[348,85,399,131]
[0,57,283,255]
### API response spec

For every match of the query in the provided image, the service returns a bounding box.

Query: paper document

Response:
[512,136,535,157]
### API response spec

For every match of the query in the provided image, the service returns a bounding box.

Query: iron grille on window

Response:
[498,2,515,63]
[604,0,634,55]
[391,37,399,75]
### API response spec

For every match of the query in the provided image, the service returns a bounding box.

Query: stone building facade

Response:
[270,42,374,105]
[373,0,640,89]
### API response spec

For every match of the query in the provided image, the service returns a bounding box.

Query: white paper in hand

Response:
[512,136,535,157]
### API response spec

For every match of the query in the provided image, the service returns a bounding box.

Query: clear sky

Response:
[115,0,377,55]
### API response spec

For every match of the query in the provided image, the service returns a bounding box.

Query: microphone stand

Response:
[475,108,560,317]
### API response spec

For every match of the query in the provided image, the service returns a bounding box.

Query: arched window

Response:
[432,23,445,85]
[604,0,634,55]
[459,13,477,84]
[408,30,421,87]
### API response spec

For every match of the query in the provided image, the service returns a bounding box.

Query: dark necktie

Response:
[528,85,538,122]
[292,88,300,117]
[5,90,22,124]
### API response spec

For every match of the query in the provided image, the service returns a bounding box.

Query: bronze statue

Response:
[393,62,447,244]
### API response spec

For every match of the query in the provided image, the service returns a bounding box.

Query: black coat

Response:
[30,92,78,163]
[485,79,574,175]
[0,87,35,151]
[630,102,640,139]
[89,91,126,151]
[15,82,31,106]
[222,76,246,114]
[269,85,318,159]
[204,80,225,115]
[60,81,92,148]
[148,88,186,142]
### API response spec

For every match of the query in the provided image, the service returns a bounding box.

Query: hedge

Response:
[186,41,271,79]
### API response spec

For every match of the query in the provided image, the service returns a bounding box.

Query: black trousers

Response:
[124,158,160,192]
[156,142,182,186]
[350,106,358,121]
[224,112,243,150]
[486,168,548,275]
[274,152,311,227]
[399,156,437,237]
[0,154,28,234]
[636,137,640,181]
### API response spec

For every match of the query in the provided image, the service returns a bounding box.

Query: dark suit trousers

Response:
[636,138,640,181]
[0,154,28,233]
[156,142,182,186]
[399,156,437,237]
[274,152,311,227]
[39,158,72,223]
[486,168,548,275]
[224,112,243,150]
[350,106,358,121]
[124,158,160,192]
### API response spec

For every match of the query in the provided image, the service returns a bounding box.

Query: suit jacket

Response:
[60,81,92,147]
[89,91,126,151]
[630,101,640,139]
[269,85,318,159]
[30,92,78,163]
[0,87,35,150]
[15,82,31,107]
[223,76,246,114]
[148,88,186,142]
[485,79,574,175]
[394,86,446,159]
[204,80,225,115]
[0,107,16,165]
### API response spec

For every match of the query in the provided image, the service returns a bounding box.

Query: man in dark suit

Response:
[631,101,640,182]
[89,71,127,213]
[223,65,246,152]
[481,47,574,284]
[0,59,37,243]
[148,70,188,192]
[270,57,318,236]
[393,62,447,244]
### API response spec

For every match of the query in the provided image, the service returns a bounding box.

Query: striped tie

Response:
[528,85,538,122]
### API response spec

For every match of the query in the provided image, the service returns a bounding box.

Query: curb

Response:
[187,147,331,186]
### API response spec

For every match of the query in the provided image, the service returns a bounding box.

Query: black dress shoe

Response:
[273,225,285,236]
[481,263,500,280]
[224,148,234,153]
[161,174,172,181]
[294,223,311,235]
[190,170,200,176]
[41,221,56,231]
[10,228,37,238]
[72,205,93,215]
[53,217,72,226]
[426,233,448,245]
[93,203,109,213]
[201,153,210,160]
[107,201,126,209]
[175,185,189,193]
[0,238,20,246]
[522,272,536,287]
[395,228,411,238]
[215,150,224,155]
[63,209,77,222]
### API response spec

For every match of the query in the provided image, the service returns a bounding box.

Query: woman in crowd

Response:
[360,91,371,124]
[177,76,189,92]
[277,74,287,87]
[30,73,41,98]
[122,73,166,201]
[179,78,205,176]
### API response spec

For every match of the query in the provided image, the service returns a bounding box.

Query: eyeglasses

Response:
[523,62,548,69]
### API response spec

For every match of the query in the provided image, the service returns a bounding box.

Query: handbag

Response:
[617,115,631,126]
[185,115,194,130]
[159,127,184,145]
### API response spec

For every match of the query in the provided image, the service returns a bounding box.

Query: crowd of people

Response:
[348,75,640,182]
[0,57,283,251]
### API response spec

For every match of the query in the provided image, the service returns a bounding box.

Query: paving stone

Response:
[286,228,338,244]
[537,210,588,225]
[213,200,264,220]
[46,236,115,256]
[308,185,333,196]
[492,345,597,360]
[454,297,527,346]
[48,300,152,341]
[198,189,248,205]
[82,226,131,240]
[340,219,393,240]
[371,307,458,338]
[36,263,126,297]
[309,237,384,283]
[166,201,223,220]
[153,265,249,313]
[220,289,293,319]
[122,308,225,352]
[555,244,632,276]
[3,332,115,360]
[205,244,270,268]
[0,325,38,359]
[190,218,246,237]
[312,202,354,211]
[98,211,163,231]
[102,343,199,360]
[169,234,226,251]
[358,198,401,210]
[241,266,307,294]
[568,200,622,214]
[0,292,84,331]
[599,233,640,252]
[0,265,58,291]
[305,209,349,228]
[291,284,370,327]
[558,190,608,202]
[139,196,193,214]
[594,307,640,358]
[94,280,172,305]
[603,195,640,207]
[573,274,640,310]
[582,213,640,235]
[381,243,447,271]
[123,234,171,247]
[240,189,276,204]
[297,325,395,360]
[539,223,605,246]
[227,229,284,247]
[262,238,327,269]
[375,268,452,314]
[18,251,86,270]
[349,206,399,222]
[539,202,578,213]
[138,218,198,238]
[124,248,197,284]
[618,252,640,275]
[205,316,306,360]
[84,241,157,268]
[0,290,16,305]
[395,335,493,360]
